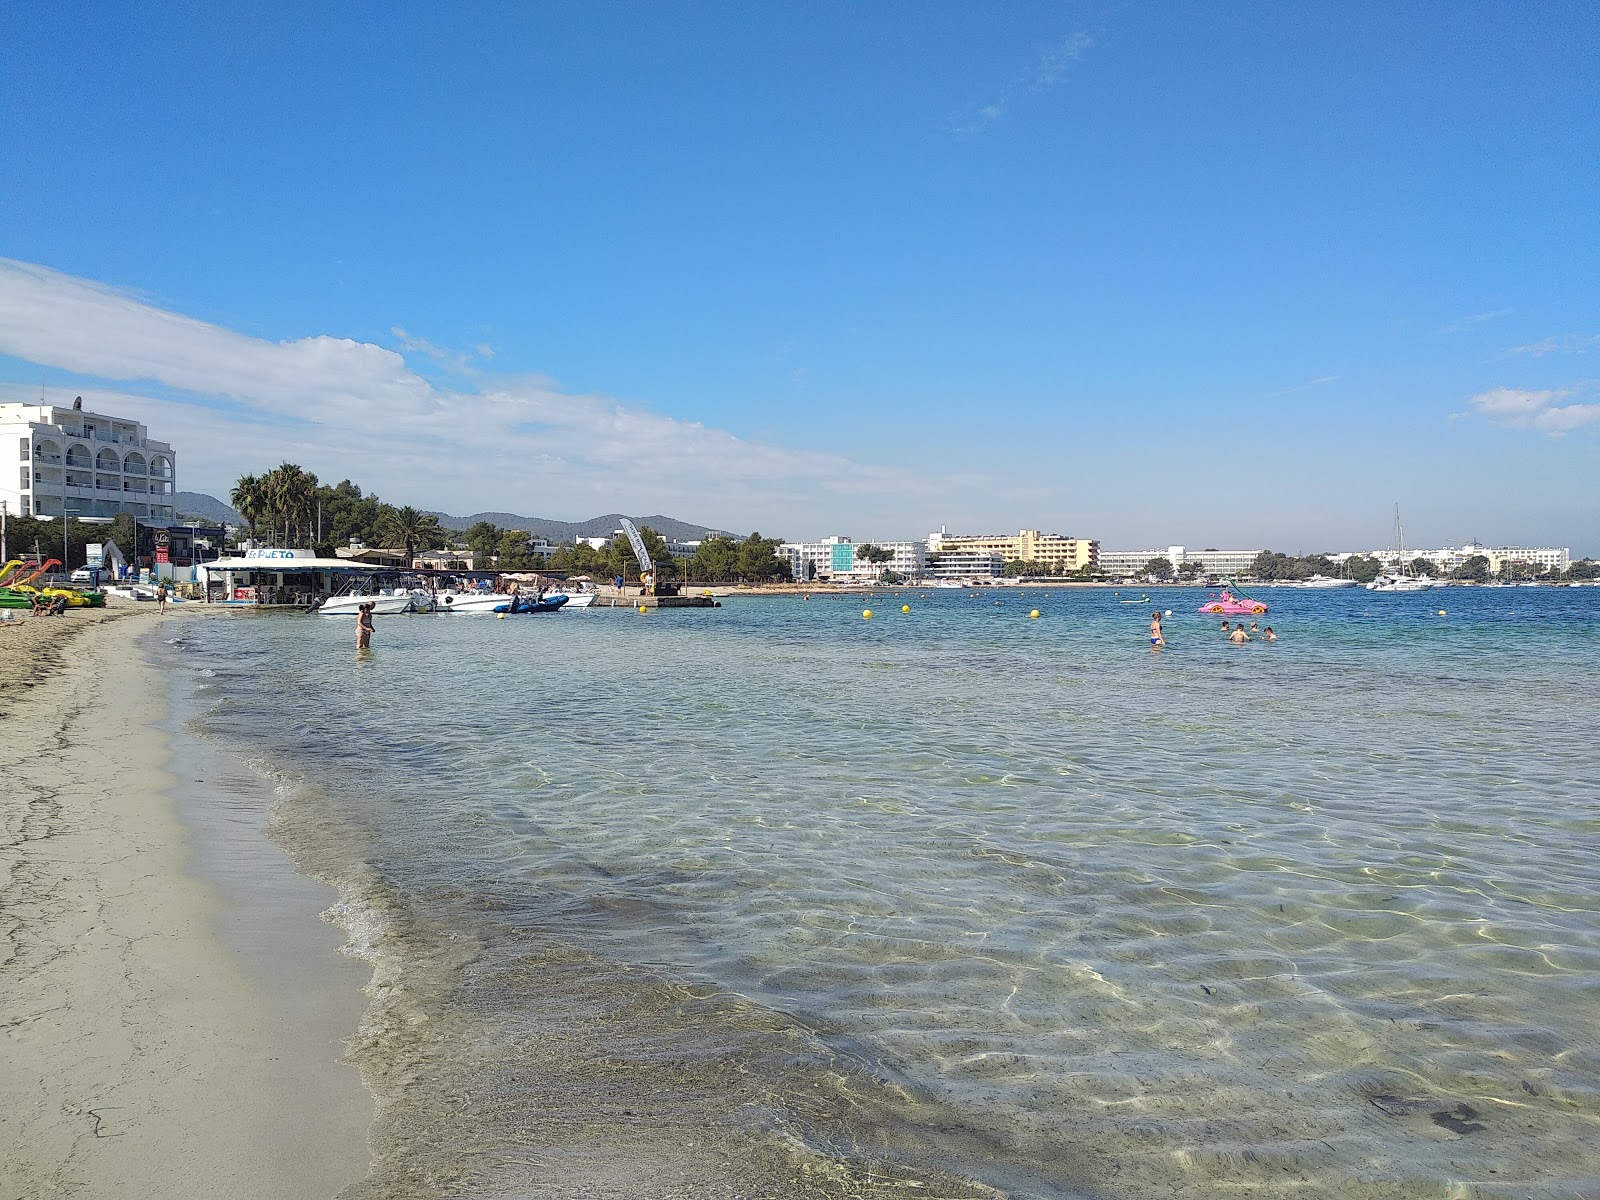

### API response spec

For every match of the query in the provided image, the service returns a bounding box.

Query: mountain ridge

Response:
[174,492,740,543]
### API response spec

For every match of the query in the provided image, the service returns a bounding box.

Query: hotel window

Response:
[20,466,29,490]
[19,438,28,460]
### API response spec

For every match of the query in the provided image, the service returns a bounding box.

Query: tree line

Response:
[461,519,790,582]
[225,466,791,581]
[230,466,447,562]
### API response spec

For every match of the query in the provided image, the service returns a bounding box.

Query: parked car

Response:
[70,566,97,583]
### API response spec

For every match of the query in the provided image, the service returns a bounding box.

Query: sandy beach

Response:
[0,604,372,1200]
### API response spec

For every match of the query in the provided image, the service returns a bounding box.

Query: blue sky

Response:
[2,2,1597,551]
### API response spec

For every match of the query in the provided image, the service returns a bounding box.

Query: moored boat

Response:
[318,591,417,615]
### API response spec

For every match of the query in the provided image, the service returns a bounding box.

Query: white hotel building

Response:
[1098,546,1262,578]
[2,400,176,523]
[779,536,927,582]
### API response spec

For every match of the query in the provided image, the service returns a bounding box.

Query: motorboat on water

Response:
[318,589,427,615]
[437,591,512,613]
[1303,575,1358,589]
[559,592,595,608]
[494,593,569,614]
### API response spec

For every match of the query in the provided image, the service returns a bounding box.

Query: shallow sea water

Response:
[165,587,1600,1198]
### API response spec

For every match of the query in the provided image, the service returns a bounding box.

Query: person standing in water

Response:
[1149,611,1165,647]
[1228,624,1251,644]
[356,601,375,650]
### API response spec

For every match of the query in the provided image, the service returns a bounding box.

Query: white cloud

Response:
[1466,385,1600,435]
[1508,333,1600,357]
[1533,403,1600,433]
[0,258,954,534]
[952,32,1093,135]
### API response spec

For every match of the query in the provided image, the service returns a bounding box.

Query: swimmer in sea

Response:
[1228,624,1251,644]
[1220,620,1230,632]
[1149,611,1165,647]
[1263,626,1278,642]
[356,601,375,650]
[1249,621,1261,633]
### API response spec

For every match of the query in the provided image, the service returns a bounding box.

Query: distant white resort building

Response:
[1334,543,1572,575]
[779,536,927,582]
[1098,546,1261,579]
[2,399,177,524]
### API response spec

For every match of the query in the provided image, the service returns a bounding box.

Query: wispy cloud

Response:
[952,33,1093,136]
[1436,308,1510,335]
[0,258,959,533]
[1266,375,1339,399]
[390,326,493,376]
[1507,332,1600,358]
[1465,385,1600,435]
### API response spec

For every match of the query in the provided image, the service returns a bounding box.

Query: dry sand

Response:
[1,603,372,1199]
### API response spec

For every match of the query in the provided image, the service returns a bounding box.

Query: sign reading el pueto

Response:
[243,548,315,560]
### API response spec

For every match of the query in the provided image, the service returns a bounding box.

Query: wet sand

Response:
[0,603,372,1199]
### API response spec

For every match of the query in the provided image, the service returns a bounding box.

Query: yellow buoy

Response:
[901,604,910,613]
[496,613,507,619]
[863,609,873,619]
[1438,609,1447,616]
[1029,609,1040,618]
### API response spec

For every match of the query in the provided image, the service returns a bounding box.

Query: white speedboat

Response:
[436,591,510,613]
[318,590,418,615]
[560,592,595,608]
[1303,575,1358,589]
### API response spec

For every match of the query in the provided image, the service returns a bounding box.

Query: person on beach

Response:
[1228,624,1251,644]
[156,583,168,613]
[356,602,375,650]
[1263,626,1278,642]
[1149,611,1165,647]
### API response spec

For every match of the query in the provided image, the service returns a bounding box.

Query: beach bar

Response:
[199,547,382,605]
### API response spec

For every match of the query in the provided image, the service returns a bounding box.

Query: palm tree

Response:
[264,463,317,547]
[230,474,264,542]
[378,505,445,566]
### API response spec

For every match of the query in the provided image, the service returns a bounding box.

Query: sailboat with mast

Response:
[1366,506,1437,591]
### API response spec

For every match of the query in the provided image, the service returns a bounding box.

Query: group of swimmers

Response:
[1148,612,1279,647]
[1222,619,1276,643]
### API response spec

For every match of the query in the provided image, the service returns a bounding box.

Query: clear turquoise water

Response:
[166,587,1600,1198]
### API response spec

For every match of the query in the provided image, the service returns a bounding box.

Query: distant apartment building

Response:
[923,549,1004,580]
[779,535,927,581]
[926,528,1099,574]
[1098,546,1261,578]
[2,399,176,522]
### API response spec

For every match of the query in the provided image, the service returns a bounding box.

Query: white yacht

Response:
[1364,507,1438,591]
[318,589,422,615]
[1366,573,1437,592]
[1303,574,1358,589]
